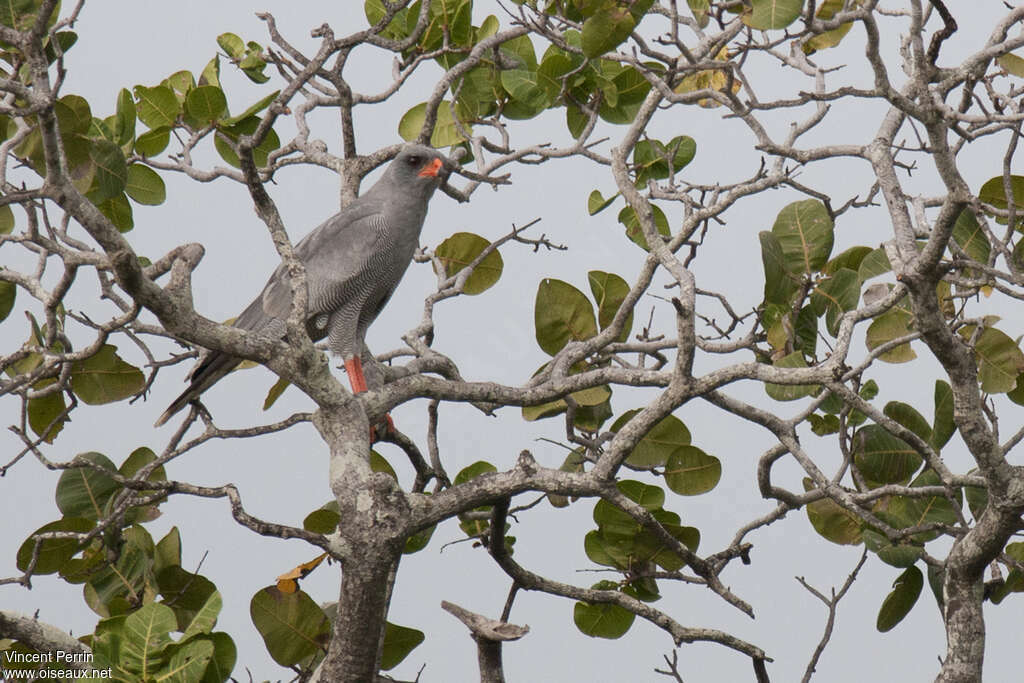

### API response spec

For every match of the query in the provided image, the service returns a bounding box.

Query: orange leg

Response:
[344,356,394,443]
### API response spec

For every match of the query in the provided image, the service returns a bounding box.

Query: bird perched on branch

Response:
[155,143,447,432]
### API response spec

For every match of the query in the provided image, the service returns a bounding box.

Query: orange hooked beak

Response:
[418,157,443,178]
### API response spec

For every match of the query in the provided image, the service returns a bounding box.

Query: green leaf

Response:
[803,479,861,545]
[534,278,598,355]
[182,591,223,639]
[765,351,819,401]
[617,203,670,251]
[883,401,932,443]
[98,193,134,233]
[931,380,955,450]
[380,622,425,671]
[134,85,180,129]
[71,344,144,404]
[588,270,632,342]
[581,6,636,58]
[610,410,691,467]
[858,247,892,282]
[500,68,552,111]
[154,527,181,576]
[303,504,340,535]
[998,52,1024,77]
[863,527,923,568]
[214,116,280,168]
[632,137,696,185]
[853,425,923,487]
[122,603,177,675]
[760,231,799,305]
[166,70,195,96]
[0,280,15,322]
[221,90,280,127]
[185,85,228,123]
[113,88,136,146]
[877,566,923,632]
[1009,372,1024,407]
[250,587,330,667]
[157,566,218,632]
[979,175,1024,226]
[959,325,1024,394]
[16,517,93,574]
[952,209,991,263]
[197,632,236,683]
[573,599,635,639]
[398,101,471,147]
[824,245,872,275]
[588,190,618,216]
[263,376,290,410]
[454,461,497,485]
[216,32,245,59]
[162,638,214,682]
[199,56,220,88]
[664,445,721,495]
[810,267,860,336]
[27,378,67,442]
[607,481,663,512]
[744,0,804,29]
[135,126,171,157]
[125,164,166,206]
[772,199,834,276]
[434,232,504,295]
[55,451,119,520]
[866,295,916,363]
[88,139,128,204]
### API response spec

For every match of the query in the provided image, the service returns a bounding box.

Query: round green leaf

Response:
[380,622,425,671]
[581,6,636,58]
[250,587,331,667]
[534,278,598,355]
[454,461,497,485]
[88,139,128,204]
[56,451,119,520]
[16,517,94,574]
[744,0,804,30]
[185,85,228,123]
[573,600,635,639]
[866,296,916,363]
[135,126,170,157]
[134,85,180,129]
[434,232,504,295]
[121,602,177,674]
[588,270,633,342]
[853,425,923,487]
[617,203,670,251]
[0,279,15,322]
[882,401,932,443]
[979,175,1024,226]
[303,503,341,534]
[952,209,991,263]
[765,351,819,401]
[664,445,721,495]
[98,193,134,233]
[71,344,145,405]
[876,566,923,632]
[804,489,862,546]
[125,164,166,205]
[27,378,67,443]
[771,198,834,275]
[959,325,1024,394]
[760,231,799,305]
[398,100,471,147]
[610,410,691,467]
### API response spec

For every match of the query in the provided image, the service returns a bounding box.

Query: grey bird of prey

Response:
[155,143,446,428]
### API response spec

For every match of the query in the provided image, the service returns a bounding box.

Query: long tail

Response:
[153,351,241,427]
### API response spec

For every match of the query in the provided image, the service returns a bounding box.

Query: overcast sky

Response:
[2,2,1022,682]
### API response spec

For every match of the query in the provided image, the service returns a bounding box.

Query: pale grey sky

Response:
[2,2,1022,682]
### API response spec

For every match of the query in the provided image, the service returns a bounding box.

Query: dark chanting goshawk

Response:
[155,143,447,430]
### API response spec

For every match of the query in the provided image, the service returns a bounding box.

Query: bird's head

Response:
[388,143,447,199]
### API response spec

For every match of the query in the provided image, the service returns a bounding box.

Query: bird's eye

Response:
[406,155,421,166]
